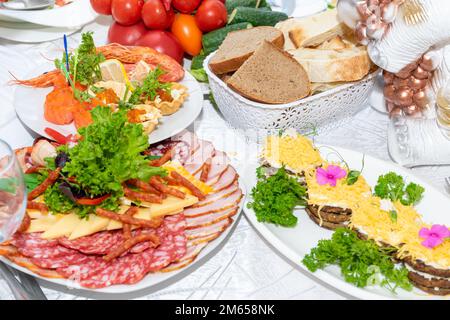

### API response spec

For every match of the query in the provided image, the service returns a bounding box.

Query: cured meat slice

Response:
[161,257,194,273]
[183,189,242,217]
[18,244,75,259]
[6,254,64,279]
[11,232,59,248]
[188,232,222,245]
[172,234,188,261]
[128,229,158,254]
[181,241,208,262]
[58,230,123,255]
[196,150,230,182]
[209,166,237,191]
[112,254,148,286]
[184,141,215,175]
[57,256,109,281]
[185,218,232,239]
[163,214,186,235]
[191,182,238,208]
[173,130,200,157]
[31,252,90,269]
[186,207,238,229]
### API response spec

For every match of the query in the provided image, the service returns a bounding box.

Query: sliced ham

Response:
[209,166,237,191]
[194,150,230,182]
[186,206,238,229]
[184,189,242,217]
[188,231,222,245]
[184,140,215,175]
[191,181,238,208]
[185,218,232,239]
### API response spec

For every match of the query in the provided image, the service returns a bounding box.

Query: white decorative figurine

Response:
[337,0,450,166]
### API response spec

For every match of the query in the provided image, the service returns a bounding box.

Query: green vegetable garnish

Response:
[55,32,105,87]
[42,106,166,218]
[374,172,424,206]
[247,167,307,227]
[389,210,398,223]
[302,228,412,293]
[189,68,209,83]
[129,67,171,104]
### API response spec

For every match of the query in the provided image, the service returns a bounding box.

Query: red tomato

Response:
[195,0,227,32]
[141,0,174,30]
[135,31,184,63]
[107,21,147,45]
[111,0,144,26]
[172,0,201,13]
[171,14,202,56]
[90,0,112,15]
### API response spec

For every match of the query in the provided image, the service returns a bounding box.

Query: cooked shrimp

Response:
[97,43,185,82]
[9,70,65,88]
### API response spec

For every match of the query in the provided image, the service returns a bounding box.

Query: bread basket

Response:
[204,52,379,133]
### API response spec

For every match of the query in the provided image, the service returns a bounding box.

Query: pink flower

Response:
[419,225,450,249]
[316,165,347,187]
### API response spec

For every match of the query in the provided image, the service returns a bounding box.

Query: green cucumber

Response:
[191,52,207,70]
[226,0,260,13]
[228,7,288,26]
[202,22,252,54]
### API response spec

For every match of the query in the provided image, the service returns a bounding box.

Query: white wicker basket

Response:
[204,52,379,134]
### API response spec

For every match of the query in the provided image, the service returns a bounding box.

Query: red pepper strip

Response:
[75,194,111,206]
[44,127,77,145]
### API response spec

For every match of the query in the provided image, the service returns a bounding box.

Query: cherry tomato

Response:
[195,0,227,32]
[171,14,202,56]
[107,21,147,45]
[135,30,184,63]
[141,0,174,30]
[111,0,144,26]
[90,0,112,15]
[172,0,201,14]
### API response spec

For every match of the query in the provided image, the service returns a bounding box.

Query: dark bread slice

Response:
[209,26,284,75]
[404,258,450,278]
[408,272,450,296]
[305,207,346,230]
[227,41,311,104]
[307,205,352,223]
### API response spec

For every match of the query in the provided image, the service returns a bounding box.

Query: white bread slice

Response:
[209,26,284,75]
[287,9,345,48]
[227,41,310,104]
[289,46,371,83]
[316,36,353,50]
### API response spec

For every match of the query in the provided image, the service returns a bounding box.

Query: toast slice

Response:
[208,26,284,75]
[289,46,371,83]
[287,9,345,48]
[227,41,310,104]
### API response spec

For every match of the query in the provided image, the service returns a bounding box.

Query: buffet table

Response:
[0,18,449,300]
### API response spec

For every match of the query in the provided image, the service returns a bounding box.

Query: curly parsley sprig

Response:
[247,167,307,227]
[374,172,424,206]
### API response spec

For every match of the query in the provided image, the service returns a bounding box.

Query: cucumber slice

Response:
[202,22,253,54]
[228,7,287,26]
[225,0,259,13]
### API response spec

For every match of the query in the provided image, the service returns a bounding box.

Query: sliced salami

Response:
[164,214,186,235]
[32,252,90,269]
[186,207,238,229]
[183,189,242,217]
[58,230,124,255]
[11,232,59,248]
[18,244,75,259]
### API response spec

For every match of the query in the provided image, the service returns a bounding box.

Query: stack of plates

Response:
[0,0,98,43]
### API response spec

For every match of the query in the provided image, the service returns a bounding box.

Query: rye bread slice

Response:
[227,41,311,104]
[209,26,284,75]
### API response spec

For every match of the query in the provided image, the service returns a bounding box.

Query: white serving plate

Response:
[0,20,79,43]
[1,181,246,294]
[14,62,204,144]
[242,145,450,300]
[0,0,97,28]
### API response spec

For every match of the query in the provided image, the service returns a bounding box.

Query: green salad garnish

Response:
[247,167,307,227]
[374,172,424,206]
[302,228,412,293]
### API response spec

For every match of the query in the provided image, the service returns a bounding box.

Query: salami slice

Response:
[11,232,59,248]
[58,230,124,255]
[18,244,75,259]
[32,252,90,269]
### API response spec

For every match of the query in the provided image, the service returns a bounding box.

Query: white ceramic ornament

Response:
[337,0,450,166]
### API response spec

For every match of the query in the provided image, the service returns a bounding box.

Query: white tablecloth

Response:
[0,18,449,300]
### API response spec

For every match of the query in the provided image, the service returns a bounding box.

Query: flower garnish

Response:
[419,225,450,249]
[316,165,347,187]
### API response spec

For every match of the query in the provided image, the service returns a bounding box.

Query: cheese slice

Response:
[27,209,45,219]
[69,214,111,240]
[27,214,64,233]
[163,161,213,195]
[121,194,198,214]
[41,213,82,239]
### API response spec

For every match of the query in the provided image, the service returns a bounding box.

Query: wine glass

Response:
[0,139,27,243]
